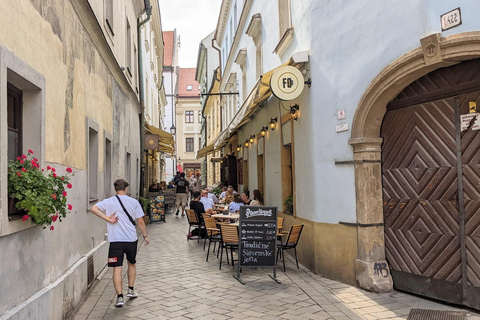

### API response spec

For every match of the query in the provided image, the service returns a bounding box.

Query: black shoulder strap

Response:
[115,195,136,226]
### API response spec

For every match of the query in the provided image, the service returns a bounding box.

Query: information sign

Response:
[460,113,480,131]
[235,206,280,284]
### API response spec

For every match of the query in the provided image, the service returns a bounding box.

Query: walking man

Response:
[91,179,149,307]
[175,172,189,216]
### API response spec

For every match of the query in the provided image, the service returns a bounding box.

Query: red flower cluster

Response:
[50,226,54,231]
[52,214,58,222]
[62,191,67,197]
[51,194,57,200]
[67,183,72,189]
[22,214,29,222]
[66,167,72,173]
[68,204,73,210]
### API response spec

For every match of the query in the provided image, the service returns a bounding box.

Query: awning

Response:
[145,124,175,155]
[214,59,295,148]
[196,143,215,159]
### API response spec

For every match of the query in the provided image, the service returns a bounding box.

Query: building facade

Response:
[212,0,480,310]
[0,0,150,318]
[162,30,180,182]
[176,68,202,178]
[195,32,221,187]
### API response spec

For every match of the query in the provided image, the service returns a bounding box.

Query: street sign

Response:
[270,66,304,101]
[234,206,280,284]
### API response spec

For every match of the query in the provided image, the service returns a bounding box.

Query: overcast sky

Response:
[160,0,222,68]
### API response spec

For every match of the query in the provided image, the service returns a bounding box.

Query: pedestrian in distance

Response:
[90,179,149,308]
[175,172,189,216]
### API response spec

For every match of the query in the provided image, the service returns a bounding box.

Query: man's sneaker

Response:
[127,288,138,298]
[115,296,124,307]
[175,209,179,216]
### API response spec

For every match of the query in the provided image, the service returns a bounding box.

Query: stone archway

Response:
[349,32,480,292]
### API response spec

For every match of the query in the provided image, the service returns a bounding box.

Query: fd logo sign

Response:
[270,66,304,101]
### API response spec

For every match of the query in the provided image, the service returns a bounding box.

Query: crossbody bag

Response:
[115,195,136,226]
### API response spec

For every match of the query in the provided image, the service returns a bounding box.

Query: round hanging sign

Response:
[270,66,304,101]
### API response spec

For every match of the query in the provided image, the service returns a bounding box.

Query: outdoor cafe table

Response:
[211,213,239,221]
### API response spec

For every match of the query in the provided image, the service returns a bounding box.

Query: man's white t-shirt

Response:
[200,197,215,211]
[96,195,144,242]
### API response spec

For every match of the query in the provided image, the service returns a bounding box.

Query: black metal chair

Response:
[276,224,304,272]
[204,217,222,261]
[186,209,204,243]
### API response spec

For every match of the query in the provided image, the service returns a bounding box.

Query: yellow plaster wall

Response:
[0,0,113,170]
[280,213,357,285]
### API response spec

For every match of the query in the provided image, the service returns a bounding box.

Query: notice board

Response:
[238,206,278,268]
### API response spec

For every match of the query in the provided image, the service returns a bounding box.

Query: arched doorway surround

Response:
[349,32,480,292]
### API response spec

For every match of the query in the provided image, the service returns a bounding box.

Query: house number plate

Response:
[441,8,461,31]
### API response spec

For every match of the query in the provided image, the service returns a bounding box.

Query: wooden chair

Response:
[277,217,284,234]
[219,224,239,269]
[186,209,204,243]
[203,217,221,261]
[277,224,304,272]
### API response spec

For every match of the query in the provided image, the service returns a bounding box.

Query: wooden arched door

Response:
[381,59,480,309]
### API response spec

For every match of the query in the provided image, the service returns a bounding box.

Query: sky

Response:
[159,0,223,68]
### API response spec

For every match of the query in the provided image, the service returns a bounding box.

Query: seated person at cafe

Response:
[228,185,238,194]
[241,191,252,205]
[199,190,215,214]
[189,191,206,224]
[250,189,264,206]
[159,181,167,191]
[228,194,244,213]
[167,181,175,189]
[206,187,219,203]
[222,187,235,205]
[148,183,157,192]
[218,186,227,201]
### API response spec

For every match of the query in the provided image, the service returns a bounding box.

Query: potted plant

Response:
[7,149,74,230]
[284,194,294,214]
[212,186,222,197]
[138,196,150,224]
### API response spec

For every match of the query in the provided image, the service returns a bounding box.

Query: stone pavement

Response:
[72,212,480,320]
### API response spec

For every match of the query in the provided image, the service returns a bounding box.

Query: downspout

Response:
[211,38,222,130]
[138,0,152,197]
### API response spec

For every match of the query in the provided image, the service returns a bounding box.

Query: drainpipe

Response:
[138,0,152,197]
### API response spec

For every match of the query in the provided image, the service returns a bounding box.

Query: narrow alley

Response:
[72,213,480,320]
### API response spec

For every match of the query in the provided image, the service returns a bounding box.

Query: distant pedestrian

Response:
[90,179,149,308]
[175,172,189,216]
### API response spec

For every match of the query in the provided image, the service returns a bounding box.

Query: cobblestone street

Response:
[72,213,480,320]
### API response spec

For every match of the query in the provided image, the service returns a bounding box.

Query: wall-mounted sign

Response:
[460,113,480,131]
[336,123,349,133]
[270,66,304,101]
[441,8,461,31]
[144,134,159,150]
[337,109,346,120]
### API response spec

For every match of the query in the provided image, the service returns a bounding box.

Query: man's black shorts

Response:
[108,241,138,267]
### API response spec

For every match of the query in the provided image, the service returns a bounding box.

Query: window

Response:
[199,85,201,90]
[198,110,201,122]
[186,138,194,152]
[7,84,22,162]
[126,152,131,194]
[185,111,194,123]
[88,119,99,202]
[126,19,132,77]
[105,0,114,34]
[186,85,192,91]
[278,0,292,37]
[105,135,112,197]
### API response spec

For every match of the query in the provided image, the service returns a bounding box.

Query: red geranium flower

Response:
[66,167,72,173]
[50,226,54,231]
[16,172,21,177]
[42,169,45,172]
[51,194,57,200]
[19,160,24,164]
[51,168,56,172]
[67,183,72,189]
[28,149,34,154]
[21,168,26,172]
[52,214,58,222]
[68,204,73,210]
[21,154,27,159]
[52,173,57,178]
[16,156,21,161]
[61,177,64,181]
[47,166,51,170]
[22,214,29,222]
[62,191,67,197]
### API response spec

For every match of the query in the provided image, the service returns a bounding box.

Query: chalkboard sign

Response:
[238,206,277,268]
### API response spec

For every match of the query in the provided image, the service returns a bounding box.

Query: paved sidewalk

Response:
[72,212,480,320]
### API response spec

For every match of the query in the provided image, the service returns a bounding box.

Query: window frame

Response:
[7,84,23,163]
[185,111,194,123]
[186,137,194,152]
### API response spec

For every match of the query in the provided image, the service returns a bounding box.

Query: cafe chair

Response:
[186,209,204,243]
[204,217,221,261]
[276,224,304,272]
[277,217,285,234]
[219,224,239,270]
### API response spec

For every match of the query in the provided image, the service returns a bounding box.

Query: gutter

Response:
[138,0,152,197]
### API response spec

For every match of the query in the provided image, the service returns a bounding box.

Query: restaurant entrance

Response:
[381,59,480,309]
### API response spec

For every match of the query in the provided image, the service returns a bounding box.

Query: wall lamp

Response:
[260,126,268,136]
[290,104,300,120]
[249,134,255,143]
[244,140,250,147]
[269,117,278,130]
[236,144,241,151]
